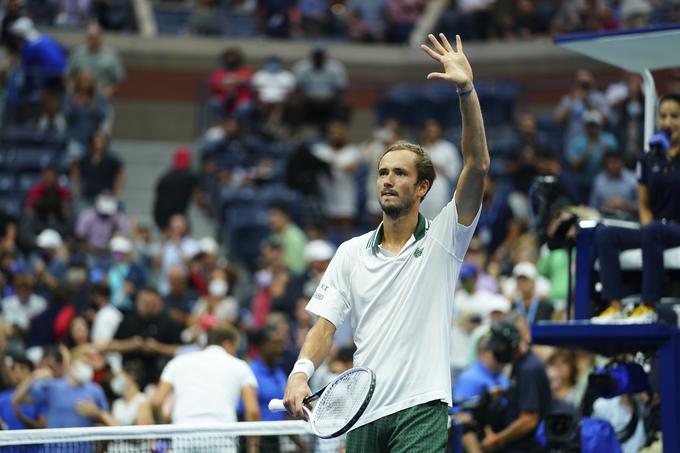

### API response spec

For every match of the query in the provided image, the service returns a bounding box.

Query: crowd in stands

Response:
[0,2,671,451]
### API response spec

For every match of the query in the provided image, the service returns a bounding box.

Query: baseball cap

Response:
[173,147,191,170]
[583,110,603,126]
[459,262,478,280]
[198,237,219,255]
[109,236,132,254]
[513,262,538,280]
[36,229,62,249]
[303,240,336,262]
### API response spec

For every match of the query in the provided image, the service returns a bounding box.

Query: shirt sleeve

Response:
[517,365,542,413]
[240,362,258,389]
[305,242,352,328]
[430,194,481,260]
[28,379,51,407]
[160,357,178,385]
[93,384,109,411]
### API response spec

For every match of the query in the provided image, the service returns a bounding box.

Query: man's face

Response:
[604,156,622,177]
[517,276,535,298]
[86,25,101,52]
[659,99,680,144]
[136,291,162,318]
[377,150,426,220]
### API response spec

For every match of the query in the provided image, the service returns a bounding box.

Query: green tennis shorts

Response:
[345,400,449,453]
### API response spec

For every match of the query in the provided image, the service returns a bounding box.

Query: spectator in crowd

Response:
[66,22,125,98]
[420,119,462,220]
[476,173,523,264]
[1,274,47,336]
[185,269,238,343]
[75,193,130,256]
[455,0,496,41]
[0,0,24,55]
[606,72,645,167]
[0,353,46,429]
[566,109,618,203]
[110,362,153,426]
[32,228,68,294]
[298,0,331,36]
[292,47,348,132]
[363,120,401,225]
[71,131,124,204]
[594,93,680,322]
[251,56,296,131]
[55,0,92,28]
[546,349,582,407]
[64,315,91,349]
[208,47,254,122]
[23,164,72,240]
[451,335,509,453]
[589,150,638,216]
[153,147,201,232]
[89,283,122,348]
[152,326,260,425]
[268,203,307,275]
[256,0,296,38]
[249,326,287,422]
[505,111,551,194]
[385,0,423,43]
[12,346,114,428]
[311,122,362,232]
[163,265,197,328]
[9,17,66,97]
[157,214,199,296]
[250,238,291,329]
[554,69,612,154]
[106,288,182,388]
[510,262,554,324]
[107,236,147,311]
[64,69,111,161]
[481,319,551,451]
[347,0,389,42]
[620,0,653,28]
[36,89,67,138]
[188,0,222,36]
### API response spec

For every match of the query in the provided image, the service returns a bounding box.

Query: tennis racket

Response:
[269,366,376,439]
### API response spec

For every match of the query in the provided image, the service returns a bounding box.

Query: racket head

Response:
[307,366,376,439]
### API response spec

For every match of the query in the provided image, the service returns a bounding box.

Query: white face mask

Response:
[110,374,128,396]
[71,361,94,384]
[209,279,228,297]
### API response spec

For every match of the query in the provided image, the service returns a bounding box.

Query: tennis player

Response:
[283,32,489,451]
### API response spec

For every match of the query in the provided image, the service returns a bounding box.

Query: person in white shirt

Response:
[158,214,199,296]
[251,56,296,130]
[284,33,489,452]
[110,364,153,426]
[420,118,462,220]
[152,326,260,425]
[1,274,47,332]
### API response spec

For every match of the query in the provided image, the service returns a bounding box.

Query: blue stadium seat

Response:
[0,173,14,194]
[222,12,257,37]
[154,6,191,35]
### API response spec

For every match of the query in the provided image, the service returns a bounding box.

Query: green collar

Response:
[366,213,428,249]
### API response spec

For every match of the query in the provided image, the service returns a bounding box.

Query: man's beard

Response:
[380,197,414,220]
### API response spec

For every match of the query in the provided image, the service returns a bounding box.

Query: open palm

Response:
[420,33,473,89]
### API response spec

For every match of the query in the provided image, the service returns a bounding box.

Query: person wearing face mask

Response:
[11,346,114,428]
[184,270,238,342]
[481,318,551,453]
[107,235,147,311]
[110,363,153,426]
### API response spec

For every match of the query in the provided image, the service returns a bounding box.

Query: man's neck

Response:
[381,210,419,253]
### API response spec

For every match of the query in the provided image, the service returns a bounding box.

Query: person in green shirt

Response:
[268,204,307,275]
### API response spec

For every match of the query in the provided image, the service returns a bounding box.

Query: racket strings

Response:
[311,370,373,436]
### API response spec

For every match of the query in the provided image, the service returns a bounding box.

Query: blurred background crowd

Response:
[0,0,676,451]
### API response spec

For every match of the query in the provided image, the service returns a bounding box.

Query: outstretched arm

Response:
[421,33,489,226]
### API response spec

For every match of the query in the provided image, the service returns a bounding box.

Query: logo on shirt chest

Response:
[414,247,424,258]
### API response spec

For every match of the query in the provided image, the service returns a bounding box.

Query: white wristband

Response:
[290,359,315,380]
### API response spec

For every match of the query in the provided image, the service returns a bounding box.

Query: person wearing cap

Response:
[268,204,307,275]
[75,192,130,255]
[285,33,488,451]
[9,17,66,96]
[566,109,618,203]
[31,229,67,293]
[511,262,554,325]
[107,235,147,311]
[481,318,551,452]
[589,149,638,216]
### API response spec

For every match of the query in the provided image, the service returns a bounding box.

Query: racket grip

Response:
[268,399,287,413]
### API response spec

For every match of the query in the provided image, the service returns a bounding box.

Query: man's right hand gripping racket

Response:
[269,367,376,439]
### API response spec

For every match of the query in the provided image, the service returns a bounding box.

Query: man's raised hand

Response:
[420,33,473,91]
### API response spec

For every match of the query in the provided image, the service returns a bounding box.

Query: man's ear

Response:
[417,179,431,199]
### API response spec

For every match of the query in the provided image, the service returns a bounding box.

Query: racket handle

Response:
[268,399,287,413]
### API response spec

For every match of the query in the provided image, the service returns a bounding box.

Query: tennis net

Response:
[0,421,346,452]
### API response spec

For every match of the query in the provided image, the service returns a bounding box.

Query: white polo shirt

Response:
[306,198,480,428]
[160,345,257,424]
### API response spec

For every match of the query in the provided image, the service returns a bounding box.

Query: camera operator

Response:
[452,335,509,453]
[594,93,680,322]
[481,318,551,452]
